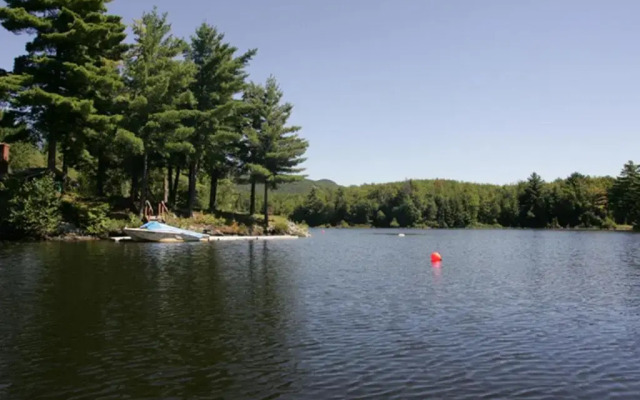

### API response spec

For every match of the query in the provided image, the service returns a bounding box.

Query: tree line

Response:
[0,1,308,226]
[287,164,640,231]
[2,1,638,235]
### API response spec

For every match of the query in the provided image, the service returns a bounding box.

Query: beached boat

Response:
[124,221,210,242]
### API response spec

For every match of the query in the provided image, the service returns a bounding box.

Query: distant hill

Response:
[236,179,340,194]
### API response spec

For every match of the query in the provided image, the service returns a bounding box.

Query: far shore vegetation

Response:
[1,2,639,240]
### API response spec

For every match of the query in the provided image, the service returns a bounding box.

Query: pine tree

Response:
[518,172,548,228]
[185,23,255,215]
[0,69,28,141]
[244,77,308,228]
[332,188,349,225]
[122,8,195,215]
[0,0,127,174]
[240,81,266,216]
[610,161,640,227]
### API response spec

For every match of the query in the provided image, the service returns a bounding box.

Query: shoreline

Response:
[314,225,637,233]
[2,225,635,243]
[110,235,301,243]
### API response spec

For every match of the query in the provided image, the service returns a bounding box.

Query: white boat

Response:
[124,221,210,242]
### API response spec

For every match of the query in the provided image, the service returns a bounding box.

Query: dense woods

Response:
[284,164,640,230]
[0,1,307,236]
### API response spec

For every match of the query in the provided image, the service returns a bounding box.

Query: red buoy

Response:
[431,252,442,263]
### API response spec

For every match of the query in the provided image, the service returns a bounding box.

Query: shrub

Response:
[102,213,140,236]
[191,212,225,227]
[3,175,61,238]
[272,219,290,235]
[61,198,126,237]
[80,203,111,235]
[601,217,617,230]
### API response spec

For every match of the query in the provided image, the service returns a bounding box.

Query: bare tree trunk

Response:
[249,177,256,215]
[129,157,141,212]
[167,164,173,205]
[171,165,180,207]
[209,170,219,213]
[47,137,57,172]
[130,168,139,201]
[97,156,107,197]
[263,180,269,230]
[187,160,198,217]
[163,166,169,204]
[61,151,69,193]
[139,151,149,218]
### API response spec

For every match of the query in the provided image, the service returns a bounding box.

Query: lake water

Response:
[1,229,640,399]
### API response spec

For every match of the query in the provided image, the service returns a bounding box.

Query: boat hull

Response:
[124,228,206,242]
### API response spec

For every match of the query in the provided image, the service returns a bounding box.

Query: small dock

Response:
[110,235,300,243]
[208,235,299,241]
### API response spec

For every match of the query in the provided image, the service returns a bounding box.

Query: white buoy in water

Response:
[398,233,405,237]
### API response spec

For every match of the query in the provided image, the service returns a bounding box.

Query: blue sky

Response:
[1,0,639,186]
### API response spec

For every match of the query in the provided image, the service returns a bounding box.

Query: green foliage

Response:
[185,23,256,214]
[61,198,117,237]
[0,0,127,172]
[287,172,627,231]
[0,175,61,238]
[0,5,312,238]
[291,187,328,226]
[2,4,637,238]
[272,219,290,235]
[77,202,111,236]
[609,161,640,229]
[518,172,548,228]
[3,142,45,170]
[122,7,196,214]
[236,178,338,194]
[240,77,309,226]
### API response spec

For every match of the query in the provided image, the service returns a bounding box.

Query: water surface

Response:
[1,229,640,399]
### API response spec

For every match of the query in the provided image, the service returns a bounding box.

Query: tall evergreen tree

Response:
[332,187,349,225]
[244,77,308,228]
[610,161,640,227]
[0,69,28,141]
[0,0,127,173]
[184,23,255,216]
[518,172,548,228]
[240,81,266,215]
[122,8,195,215]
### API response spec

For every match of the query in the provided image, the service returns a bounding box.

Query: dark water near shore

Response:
[1,229,640,399]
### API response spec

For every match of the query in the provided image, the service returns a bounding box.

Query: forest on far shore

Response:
[267,164,640,231]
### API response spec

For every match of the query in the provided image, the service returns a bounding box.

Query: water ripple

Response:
[1,231,640,398]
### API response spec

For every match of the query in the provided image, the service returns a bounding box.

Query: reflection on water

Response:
[1,230,640,399]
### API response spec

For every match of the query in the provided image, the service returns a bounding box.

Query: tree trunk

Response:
[129,158,140,211]
[139,151,149,218]
[249,177,256,215]
[171,165,180,208]
[209,170,219,213]
[97,156,106,197]
[163,166,169,204]
[130,168,139,202]
[187,160,198,217]
[47,137,57,172]
[263,180,269,230]
[167,164,173,205]
[61,151,69,194]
